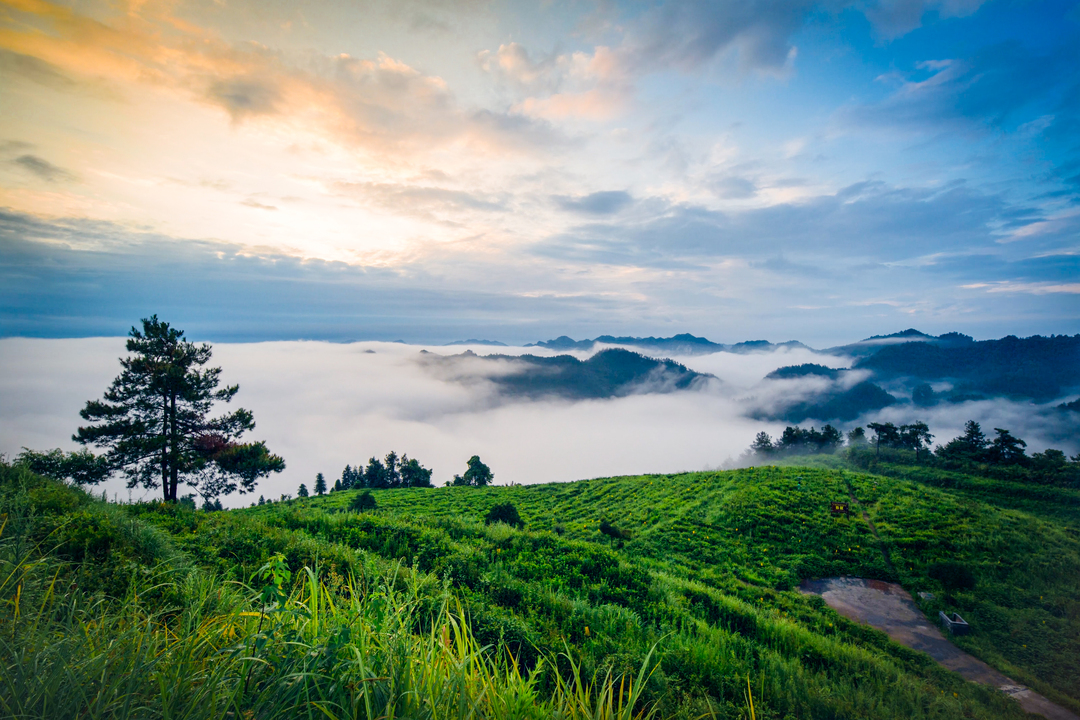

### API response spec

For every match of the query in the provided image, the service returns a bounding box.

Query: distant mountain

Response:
[826,328,975,357]
[529,335,595,351]
[528,333,805,355]
[765,363,843,380]
[728,339,810,354]
[443,329,1080,419]
[444,339,508,346]
[427,347,712,400]
[854,334,1080,402]
[755,331,1079,422]
[772,381,898,423]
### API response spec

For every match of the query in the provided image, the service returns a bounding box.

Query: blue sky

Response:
[1,0,1077,345]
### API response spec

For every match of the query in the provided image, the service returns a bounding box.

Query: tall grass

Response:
[0,526,660,720]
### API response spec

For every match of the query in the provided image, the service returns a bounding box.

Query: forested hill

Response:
[854,334,1080,401]
[428,347,711,399]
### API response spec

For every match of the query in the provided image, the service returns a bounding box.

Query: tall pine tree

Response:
[75,316,284,502]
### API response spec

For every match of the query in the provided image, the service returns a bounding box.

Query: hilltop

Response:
[421,347,711,400]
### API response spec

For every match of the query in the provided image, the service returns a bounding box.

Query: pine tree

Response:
[297,483,309,497]
[314,472,327,495]
[75,316,284,502]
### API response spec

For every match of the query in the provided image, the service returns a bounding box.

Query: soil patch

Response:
[800,576,1078,720]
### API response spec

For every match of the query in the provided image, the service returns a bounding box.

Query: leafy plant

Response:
[486,501,524,528]
[349,490,378,513]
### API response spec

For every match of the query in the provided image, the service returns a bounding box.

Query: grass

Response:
[2,459,1077,718]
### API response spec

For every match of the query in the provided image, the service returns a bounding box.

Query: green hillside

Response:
[2,461,1078,719]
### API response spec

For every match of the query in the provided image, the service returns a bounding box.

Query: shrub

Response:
[484,502,523,528]
[350,491,378,513]
[599,519,631,540]
[928,560,976,591]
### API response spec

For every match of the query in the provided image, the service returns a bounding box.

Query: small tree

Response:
[485,502,523,528]
[599,519,631,540]
[74,316,284,502]
[297,483,309,498]
[314,472,327,496]
[936,420,989,464]
[899,421,933,461]
[463,455,493,486]
[847,427,867,446]
[817,425,844,453]
[350,490,378,513]
[365,457,388,489]
[399,455,434,487]
[384,451,401,488]
[987,428,1027,465]
[867,422,900,457]
[750,432,774,456]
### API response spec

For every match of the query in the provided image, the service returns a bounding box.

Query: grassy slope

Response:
[3,462,1077,718]
[237,465,1079,710]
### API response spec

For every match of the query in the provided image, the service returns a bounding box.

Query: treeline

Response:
[748,420,1080,487]
[333,451,434,491]
[292,453,496,498]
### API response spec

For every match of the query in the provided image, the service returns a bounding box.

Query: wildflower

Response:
[585,626,590,636]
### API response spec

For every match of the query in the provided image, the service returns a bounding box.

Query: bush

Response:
[350,491,378,513]
[928,560,976,591]
[599,519,631,540]
[484,502,523,528]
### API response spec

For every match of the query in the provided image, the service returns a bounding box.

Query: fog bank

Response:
[1,338,1073,506]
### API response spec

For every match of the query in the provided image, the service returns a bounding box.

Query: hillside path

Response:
[800,577,1078,720]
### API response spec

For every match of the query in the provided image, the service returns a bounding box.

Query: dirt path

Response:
[846,487,897,575]
[800,576,1079,720]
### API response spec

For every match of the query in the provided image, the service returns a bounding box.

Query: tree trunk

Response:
[161,393,170,502]
[168,391,179,502]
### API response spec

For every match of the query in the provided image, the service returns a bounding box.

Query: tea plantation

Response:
[2,461,1078,719]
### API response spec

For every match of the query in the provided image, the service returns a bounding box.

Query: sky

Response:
[1,0,1079,346]
[4,337,1070,504]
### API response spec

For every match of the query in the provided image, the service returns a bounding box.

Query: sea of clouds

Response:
[1,337,1074,506]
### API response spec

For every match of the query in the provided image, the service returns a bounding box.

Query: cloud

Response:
[860,0,988,40]
[0,2,564,160]
[2,202,1075,350]
[617,0,811,74]
[553,191,633,215]
[333,181,508,222]
[0,49,80,91]
[838,39,1080,192]
[2,337,1073,507]
[961,281,1080,295]
[711,175,758,199]
[0,208,634,343]
[480,43,630,120]
[206,77,281,121]
[536,180,1030,267]
[10,154,75,182]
